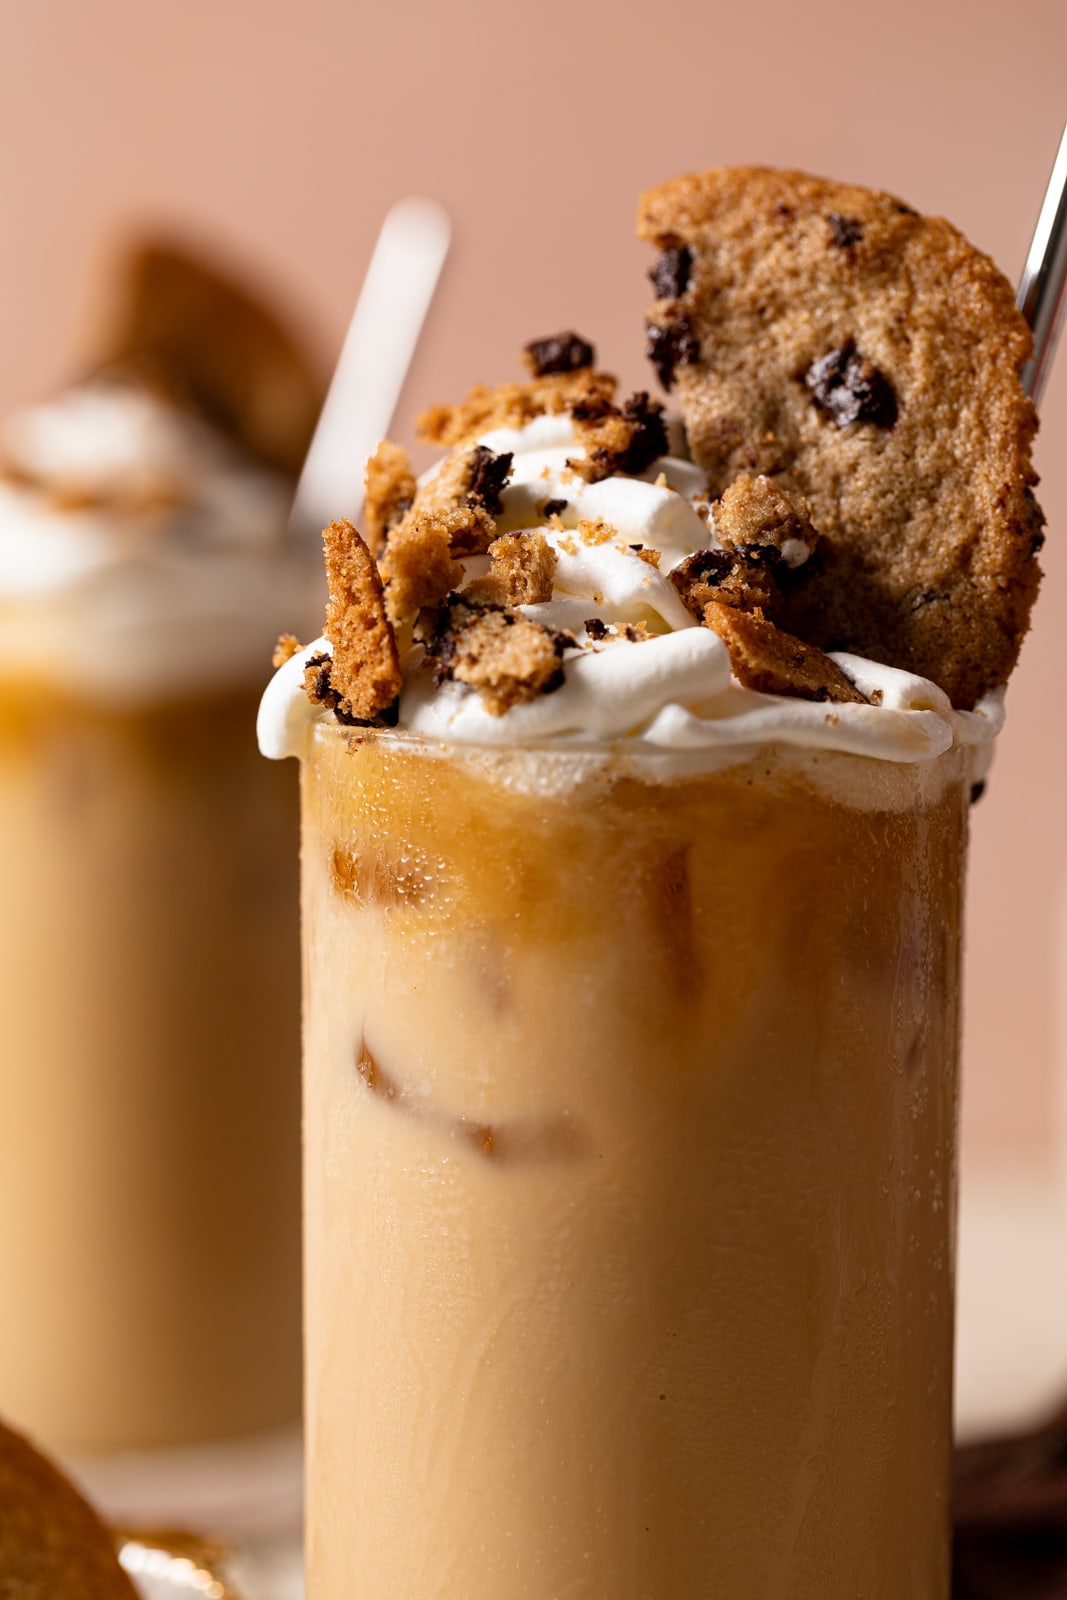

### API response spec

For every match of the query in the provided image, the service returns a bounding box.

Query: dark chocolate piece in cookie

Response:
[638,165,1044,706]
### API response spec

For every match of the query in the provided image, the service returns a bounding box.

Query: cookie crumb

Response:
[704,601,867,703]
[671,547,780,618]
[363,440,416,554]
[568,391,668,483]
[417,368,615,448]
[317,520,403,720]
[522,332,596,377]
[379,510,466,625]
[463,530,557,606]
[543,497,568,518]
[418,596,568,714]
[272,632,303,668]
[714,473,818,566]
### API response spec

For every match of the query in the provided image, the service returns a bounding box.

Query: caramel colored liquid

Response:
[302,727,968,1599]
[0,689,302,1455]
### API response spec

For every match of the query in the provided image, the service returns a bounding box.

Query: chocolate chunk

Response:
[827,212,864,249]
[465,444,513,514]
[617,392,669,472]
[523,332,595,377]
[584,617,609,640]
[649,244,693,300]
[804,340,898,429]
[543,498,568,518]
[969,780,987,805]
[646,315,700,389]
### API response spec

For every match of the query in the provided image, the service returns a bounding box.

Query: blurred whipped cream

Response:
[0,380,322,706]
[259,414,1004,770]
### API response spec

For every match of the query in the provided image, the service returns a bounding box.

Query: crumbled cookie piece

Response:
[317,520,402,719]
[417,596,567,715]
[543,497,568,518]
[704,601,867,703]
[418,368,615,449]
[638,165,1044,706]
[379,510,466,624]
[714,473,818,566]
[303,651,336,706]
[577,517,616,546]
[272,632,303,668]
[671,547,780,619]
[567,391,669,484]
[464,530,557,607]
[398,442,508,557]
[363,439,416,554]
[522,332,596,377]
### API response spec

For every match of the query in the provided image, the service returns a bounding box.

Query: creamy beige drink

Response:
[298,727,967,1599]
[0,689,301,1455]
[0,249,322,1471]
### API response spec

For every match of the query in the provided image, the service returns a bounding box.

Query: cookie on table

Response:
[0,1418,137,1599]
[639,166,1045,708]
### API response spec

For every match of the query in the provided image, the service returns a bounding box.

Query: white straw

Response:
[288,197,451,541]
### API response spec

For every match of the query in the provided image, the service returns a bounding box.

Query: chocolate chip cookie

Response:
[639,166,1044,707]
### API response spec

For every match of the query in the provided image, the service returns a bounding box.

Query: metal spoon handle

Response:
[289,197,451,542]
[1017,121,1067,407]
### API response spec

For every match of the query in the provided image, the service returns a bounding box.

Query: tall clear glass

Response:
[0,683,302,1494]
[301,719,968,1598]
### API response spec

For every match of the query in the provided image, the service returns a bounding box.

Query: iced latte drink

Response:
[261,167,1043,1595]
[298,730,966,1596]
[0,244,323,1480]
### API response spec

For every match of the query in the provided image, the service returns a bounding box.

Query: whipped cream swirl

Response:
[0,381,323,706]
[258,414,1004,767]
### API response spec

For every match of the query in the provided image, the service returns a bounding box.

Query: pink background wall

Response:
[3,0,1065,1172]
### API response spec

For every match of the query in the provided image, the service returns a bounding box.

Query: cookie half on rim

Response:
[639,165,1045,708]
